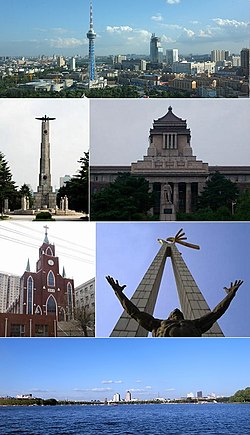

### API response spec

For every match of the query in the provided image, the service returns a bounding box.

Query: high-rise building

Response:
[211,50,230,63]
[0,273,20,312]
[150,33,163,64]
[113,393,120,402]
[125,391,132,402]
[69,57,76,71]
[87,0,96,82]
[197,391,203,399]
[57,56,66,67]
[166,49,179,65]
[240,48,249,77]
[34,115,57,210]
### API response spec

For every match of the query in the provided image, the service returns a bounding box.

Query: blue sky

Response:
[0,338,249,401]
[96,223,250,337]
[0,0,248,56]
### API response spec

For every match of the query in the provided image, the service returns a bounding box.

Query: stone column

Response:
[185,183,192,213]
[21,196,27,211]
[173,183,179,212]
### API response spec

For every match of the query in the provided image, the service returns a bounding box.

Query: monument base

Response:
[160,203,176,221]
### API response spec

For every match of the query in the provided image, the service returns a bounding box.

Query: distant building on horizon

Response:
[166,49,179,66]
[150,34,163,64]
[197,391,203,399]
[113,393,120,402]
[125,391,132,402]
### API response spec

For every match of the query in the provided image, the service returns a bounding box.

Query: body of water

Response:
[0,403,250,435]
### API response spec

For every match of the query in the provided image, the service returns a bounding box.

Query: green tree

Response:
[19,183,34,208]
[0,151,18,213]
[91,173,154,221]
[230,387,250,402]
[234,190,250,220]
[57,152,89,213]
[197,172,239,212]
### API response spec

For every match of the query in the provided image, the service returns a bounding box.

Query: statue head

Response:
[168,308,184,321]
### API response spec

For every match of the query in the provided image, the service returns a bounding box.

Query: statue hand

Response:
[106,275,126,293]
[224,280,243,294]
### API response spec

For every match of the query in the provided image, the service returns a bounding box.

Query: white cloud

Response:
[106,26,133,34]
[161,34,176,44]
[180,28,195,39]
[151,13,164,22]
[162,24,182,30]
[212,18,249,28]
[101,380,123,384]
[166,0,181,4]
[73,388,112,392]
[47,38,85,48]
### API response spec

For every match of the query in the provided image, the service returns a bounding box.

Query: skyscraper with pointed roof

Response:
[87,0,96,83]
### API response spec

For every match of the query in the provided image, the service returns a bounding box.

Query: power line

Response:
[0,224,95,259]
[8,222,94,253]
[0,234,94,265]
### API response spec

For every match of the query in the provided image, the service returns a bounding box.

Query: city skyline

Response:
[90,99,249,167]
[0,99,89,190]
[0,0,248,56]
[0,338,249,401]
[96,222,250,338]
[0,222,95,287]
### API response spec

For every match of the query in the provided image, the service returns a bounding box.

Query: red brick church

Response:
[18,226,74,320]
[2,227,75,336]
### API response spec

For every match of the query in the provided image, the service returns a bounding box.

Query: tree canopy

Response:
[57,152,89,213]
[90,173,154,221]
[0,151,19,213]
[230,387,250,402]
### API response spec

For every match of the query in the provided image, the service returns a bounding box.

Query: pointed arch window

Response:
[47,271,55,287]
[46,247,53,256]
[35,305,42,315]
[27,276,33,315]
[47,295,57,315]
[67,282,73,312]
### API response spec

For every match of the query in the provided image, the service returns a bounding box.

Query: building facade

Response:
[8,229,75,322]
[0,272,20,313]
[91,106,250,219]
[74,278,95,336]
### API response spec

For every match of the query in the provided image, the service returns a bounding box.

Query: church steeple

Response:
[44,225,49,244]
[26,259,30,272]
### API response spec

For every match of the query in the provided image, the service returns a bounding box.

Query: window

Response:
[47,271,55,287]
[46,247,53,256]
[35,306,42,315]
[35,325,48,337]
[11,324,25,337]
[47,295,56,315]
[27,276,33,315]
[67,282,73,312]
